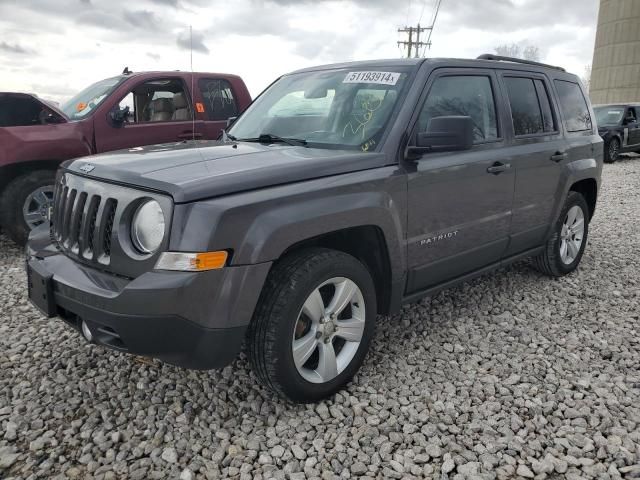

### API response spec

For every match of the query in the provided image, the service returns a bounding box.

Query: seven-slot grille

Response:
[52,181,118,263]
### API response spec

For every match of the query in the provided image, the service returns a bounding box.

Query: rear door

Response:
[624,106,640,148]
[196,78,240,139]
[94,76,204,153]
[498,72,568,255]
[405,69,515,293]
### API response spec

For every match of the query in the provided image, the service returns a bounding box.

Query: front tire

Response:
[532,191,589,277]
[0,170,56,246]
[605,137,620,163]
[248,248,377,403]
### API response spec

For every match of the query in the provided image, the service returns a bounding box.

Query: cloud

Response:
[176,29,210,54]
[150,0,180,7]
[0,41,32,55]
[122,9,161,31]
[0,0,599,102]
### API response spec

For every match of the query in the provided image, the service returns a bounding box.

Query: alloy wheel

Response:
[292,277,365,384]
[559,205,585,265]
[22,186,55,230]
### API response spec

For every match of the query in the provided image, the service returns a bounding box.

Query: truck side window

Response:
[418,75,498,144]
[504,77,556,136]
[554,80,592,132]
[117,79,191,123]
[198,79,238,121]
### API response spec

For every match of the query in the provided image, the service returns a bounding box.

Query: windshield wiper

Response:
[237,133,308,147]
[221,130,237,142]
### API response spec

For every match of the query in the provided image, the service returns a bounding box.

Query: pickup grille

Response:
[52,180,117,264]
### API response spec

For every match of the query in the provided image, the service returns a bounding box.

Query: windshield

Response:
[60,76,125,120]
[229,67,413,151]
[594,106,624,126]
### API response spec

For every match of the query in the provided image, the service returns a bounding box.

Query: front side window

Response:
[199,79,238,121]
[418,75,498,144]
[116,79,191,124]
[60,76,126,120]
[228,67,413,151]
[554,80,592,132]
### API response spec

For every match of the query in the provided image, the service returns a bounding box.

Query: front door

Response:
[95,76,204,153]
[406,70,514,293]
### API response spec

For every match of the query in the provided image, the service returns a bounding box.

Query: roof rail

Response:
[477,54,566,72]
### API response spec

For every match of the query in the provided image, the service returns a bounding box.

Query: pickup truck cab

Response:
[0,70,251,245]
[27,56,602,402]
[593,103,640,162]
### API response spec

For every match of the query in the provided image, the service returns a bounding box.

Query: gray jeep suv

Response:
[27,55,602,402]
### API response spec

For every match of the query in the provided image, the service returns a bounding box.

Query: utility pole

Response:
[398,24,430,58]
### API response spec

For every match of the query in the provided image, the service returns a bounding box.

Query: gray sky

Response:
[0,0,599,102]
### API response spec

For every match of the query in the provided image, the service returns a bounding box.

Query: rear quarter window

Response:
[554,80,592,132]
[198,79,239,121]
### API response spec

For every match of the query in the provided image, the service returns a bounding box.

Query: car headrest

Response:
[173,93,188,109]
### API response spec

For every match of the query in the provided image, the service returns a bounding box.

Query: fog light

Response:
[81,320,93,342]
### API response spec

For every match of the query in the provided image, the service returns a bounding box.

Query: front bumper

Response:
[26,226,272,369]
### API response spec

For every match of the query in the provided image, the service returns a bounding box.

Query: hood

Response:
[0,92,69,127]
[65,140,389,203]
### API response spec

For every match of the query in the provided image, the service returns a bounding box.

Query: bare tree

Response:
[494,43,541,62]
[582,64,592,92]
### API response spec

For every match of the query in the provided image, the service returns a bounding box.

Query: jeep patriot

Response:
[27,55,602,402]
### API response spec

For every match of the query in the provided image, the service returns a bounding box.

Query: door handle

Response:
[487,162,511,175]
[178,132,203,139]
[550,152,568,162]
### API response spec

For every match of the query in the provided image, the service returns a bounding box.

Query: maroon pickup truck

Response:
[0,70,251,245]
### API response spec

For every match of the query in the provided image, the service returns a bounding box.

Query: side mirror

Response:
[226,116,238,128]
[408,116,474,157]
[39,110,62,124]
[110,106,130,127]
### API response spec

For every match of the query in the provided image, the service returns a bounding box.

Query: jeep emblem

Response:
[79,163,95,173]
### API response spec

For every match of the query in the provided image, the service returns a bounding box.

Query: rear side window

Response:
[554,80,592,132]
[198,79,238,121]
[419,75,498,144]
[504,77,544,135]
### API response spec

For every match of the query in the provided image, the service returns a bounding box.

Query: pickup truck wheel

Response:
[532,191,589,277]
[248,248,377,403]
[604,138,620,163]
[0,170,56,246]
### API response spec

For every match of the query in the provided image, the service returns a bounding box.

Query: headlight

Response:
[131,200,165,254]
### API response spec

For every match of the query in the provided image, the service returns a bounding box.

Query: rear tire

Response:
[248,248,377,403]
[0,170,56,246]
[604,137,620,163]
[532,191,589,277]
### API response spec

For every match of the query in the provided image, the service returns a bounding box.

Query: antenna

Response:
[190,25,195,141]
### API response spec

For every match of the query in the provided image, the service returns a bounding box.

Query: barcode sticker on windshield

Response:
[343,71,401,85]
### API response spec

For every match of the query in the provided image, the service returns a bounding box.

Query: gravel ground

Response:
[1,156,640,480]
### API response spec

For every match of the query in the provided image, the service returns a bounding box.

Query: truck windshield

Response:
[60,76,125,120]
[229,67,413,151]
[594,106,624,126]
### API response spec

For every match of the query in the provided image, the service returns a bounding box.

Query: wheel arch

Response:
[0,160,61,193]
[569,178,598,221]
[280,225,395,315]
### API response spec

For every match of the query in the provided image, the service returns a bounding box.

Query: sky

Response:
[0,0,599,103]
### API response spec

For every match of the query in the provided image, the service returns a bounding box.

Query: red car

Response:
[0,70,251,245]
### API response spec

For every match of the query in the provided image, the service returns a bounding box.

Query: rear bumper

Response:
[26,226,272,369]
